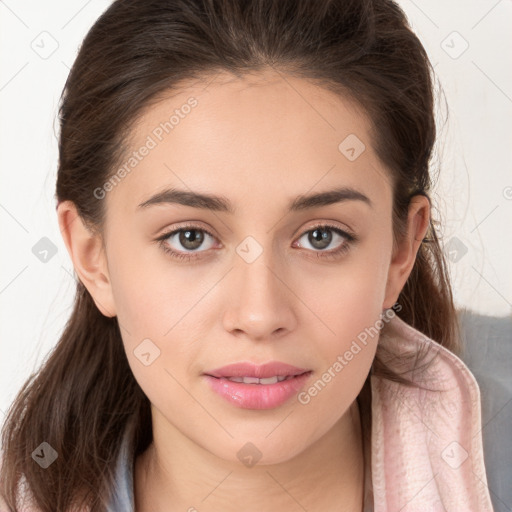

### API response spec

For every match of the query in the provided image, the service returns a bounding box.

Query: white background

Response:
[1,0,511,420]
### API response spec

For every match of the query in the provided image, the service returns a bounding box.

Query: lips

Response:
[203,361,313,409]
[204,371,312,409]
[204,361,310,379]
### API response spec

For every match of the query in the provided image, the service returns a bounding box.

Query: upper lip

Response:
[204,362,310,379]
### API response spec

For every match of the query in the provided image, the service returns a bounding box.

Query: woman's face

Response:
[77,69,423,464]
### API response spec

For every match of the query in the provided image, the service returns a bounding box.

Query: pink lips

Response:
[203,361,312,410]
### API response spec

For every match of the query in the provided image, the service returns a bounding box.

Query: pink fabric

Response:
[371,314,494,511]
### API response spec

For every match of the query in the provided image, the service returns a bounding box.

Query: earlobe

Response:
[382,195,430,309]
[57,200,117,318]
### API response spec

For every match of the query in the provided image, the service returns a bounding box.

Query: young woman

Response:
[0,0,494,510]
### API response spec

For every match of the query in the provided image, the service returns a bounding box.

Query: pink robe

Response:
[365,314,494,511]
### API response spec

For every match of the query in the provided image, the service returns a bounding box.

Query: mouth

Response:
[203,370,313,410]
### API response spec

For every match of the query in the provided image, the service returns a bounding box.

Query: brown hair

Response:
[0,0,459,509]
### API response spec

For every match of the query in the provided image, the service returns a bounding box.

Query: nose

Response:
[222,251,298,342]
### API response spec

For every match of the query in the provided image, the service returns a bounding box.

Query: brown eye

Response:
[176,229,206,251]
[296,224,354,254]
[156,224,217,261]
[307,227,334,250]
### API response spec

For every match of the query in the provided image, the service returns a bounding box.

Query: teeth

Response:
[258,376,278,385]
[225,375,292,384]
[243,376,261,384]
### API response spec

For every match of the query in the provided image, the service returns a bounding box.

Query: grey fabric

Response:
[105,422,135,511]
[457,310,512,512]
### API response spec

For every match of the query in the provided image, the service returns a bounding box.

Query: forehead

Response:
[106,69,392,216]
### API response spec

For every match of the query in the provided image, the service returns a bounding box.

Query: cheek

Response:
[294,242,390,412]
[310,245,390,337]
[106,243,211,381]
[297,276,382,425]
[109,259,205,418]
[107,235,192,337]
[314,271,382,382]
[297,334,376,435]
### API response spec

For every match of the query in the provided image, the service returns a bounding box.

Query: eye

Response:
[156,223,217,262]
[293,223,356,260]
[155,222,357,262]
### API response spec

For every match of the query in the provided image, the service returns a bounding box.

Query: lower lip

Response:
[203,372,312,410]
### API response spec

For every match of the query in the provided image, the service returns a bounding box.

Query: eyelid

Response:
[157,219,355,241]
[156,221,219,241]
[297,221,356,240]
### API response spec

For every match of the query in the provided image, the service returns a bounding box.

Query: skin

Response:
[57,68,429,511]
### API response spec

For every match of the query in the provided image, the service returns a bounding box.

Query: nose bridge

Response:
[223,234,296,339]
[238,241,280,298]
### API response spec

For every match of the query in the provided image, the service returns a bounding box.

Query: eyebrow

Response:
[137,186,372,213]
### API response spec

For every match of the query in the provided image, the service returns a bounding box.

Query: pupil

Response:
[310,228,331,249]
[180,229,204,249]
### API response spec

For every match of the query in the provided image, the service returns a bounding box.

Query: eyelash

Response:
[155,222,357,262]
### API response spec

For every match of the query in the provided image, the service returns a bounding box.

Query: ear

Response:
[382,195,430,309]
[57,200,117,317]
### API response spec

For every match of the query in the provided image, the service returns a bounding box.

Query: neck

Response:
[134,400,365,512]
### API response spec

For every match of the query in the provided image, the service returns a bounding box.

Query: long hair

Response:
[1,0,459,509]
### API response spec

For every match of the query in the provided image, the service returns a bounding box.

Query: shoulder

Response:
[378,313,482,396]
[458,310,512,512]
